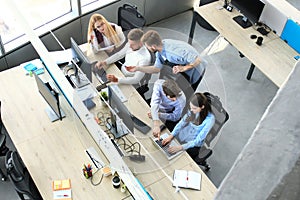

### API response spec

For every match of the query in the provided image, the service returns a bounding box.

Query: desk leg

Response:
[247,63,256,80]
[188,11,197,45]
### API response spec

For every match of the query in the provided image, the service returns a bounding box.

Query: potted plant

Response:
[100,91,108,102]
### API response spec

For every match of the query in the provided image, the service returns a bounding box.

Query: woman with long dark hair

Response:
[162,93,215,159]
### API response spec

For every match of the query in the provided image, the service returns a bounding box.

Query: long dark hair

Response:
[186,93,211,125]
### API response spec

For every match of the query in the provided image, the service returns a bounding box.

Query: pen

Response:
[57,194,69,197]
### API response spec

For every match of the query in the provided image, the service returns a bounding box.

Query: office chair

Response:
[5,151,43,200]
[194,92,229,171]
[118,3,146,32]
[0,101,9,181]
[188,0,218,44]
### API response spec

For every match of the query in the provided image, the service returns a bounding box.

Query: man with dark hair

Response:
[149,79,186,138]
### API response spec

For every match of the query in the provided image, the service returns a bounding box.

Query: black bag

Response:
[118,4,146,31]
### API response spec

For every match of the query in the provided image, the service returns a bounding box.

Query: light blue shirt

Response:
[150,79,186,122]
[171,111,215,150]
[154,39,207,84]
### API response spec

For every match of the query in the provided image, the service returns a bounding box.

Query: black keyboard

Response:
[155,139,176,158]
[131,115,151,134]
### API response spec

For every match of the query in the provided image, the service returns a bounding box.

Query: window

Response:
[0,0,116,53]
[81,0,116,14]
[1,0,71,52]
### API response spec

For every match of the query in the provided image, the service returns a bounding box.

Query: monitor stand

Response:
[233,15,252,29]
[106,121,129,139]
[70,73,89,88]
[45,106,66,122]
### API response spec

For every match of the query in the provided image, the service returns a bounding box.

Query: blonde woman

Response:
[87,13,125,54]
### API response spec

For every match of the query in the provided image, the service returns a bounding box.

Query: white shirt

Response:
[105,44,151,85]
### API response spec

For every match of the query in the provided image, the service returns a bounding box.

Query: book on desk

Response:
[173,170,202,190]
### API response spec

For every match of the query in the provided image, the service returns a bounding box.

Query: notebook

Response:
[152,133,183,160]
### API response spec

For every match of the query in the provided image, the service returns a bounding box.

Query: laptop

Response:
[259,2,288,36]
[152,133,183,160]
[93,66,108,84]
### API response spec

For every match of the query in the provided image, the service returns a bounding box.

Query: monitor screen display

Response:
[231,0,265,25]
[108,85,134,138]
[70,37,93,83]
[34,73,63,121]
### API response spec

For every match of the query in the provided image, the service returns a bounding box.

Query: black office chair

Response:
[0,101,9,181]
[118,3,146,32]
[188,0,218,44]
[5,151,42,200]
[194,92,229,171]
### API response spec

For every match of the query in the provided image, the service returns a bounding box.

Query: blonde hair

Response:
[87,13,120,45]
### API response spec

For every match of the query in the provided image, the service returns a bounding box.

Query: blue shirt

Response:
[171,111,215,150]
[154,39,207,84]
[150,79,186,122]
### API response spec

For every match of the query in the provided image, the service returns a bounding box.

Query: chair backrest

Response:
[5,151,25,182]
[118,4,146,31]
[0,101,3,131]
[203,92,229,147]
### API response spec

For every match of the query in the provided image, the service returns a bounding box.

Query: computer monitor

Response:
[231,0,265,28]
[70,37,93,88]
[34,73,65,122]
[108,85,134,139]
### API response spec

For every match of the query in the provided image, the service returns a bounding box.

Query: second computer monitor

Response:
[70,37,93,87]
[108,85,134,138]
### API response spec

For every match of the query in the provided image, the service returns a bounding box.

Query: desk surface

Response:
[195,1,297,88]
[0,45,216,199]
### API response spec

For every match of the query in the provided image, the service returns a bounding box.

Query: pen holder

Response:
[83,169,93,179]
[83,164,92,179]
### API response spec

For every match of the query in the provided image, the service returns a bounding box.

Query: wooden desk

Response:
[0,67,128,199]
[0,45,216,199]
[195,1,298,88]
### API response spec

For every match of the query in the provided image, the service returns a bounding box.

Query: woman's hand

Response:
[168,145,183,154]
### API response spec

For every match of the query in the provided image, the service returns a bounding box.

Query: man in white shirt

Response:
[95,28,151,85]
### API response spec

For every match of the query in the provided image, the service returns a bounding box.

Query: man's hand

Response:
[106,74,118,83]
[172,65,184,74]
[95,61,106,69]
[162,135,173,146]
[125,66,137,72]
[152,125,161,138]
